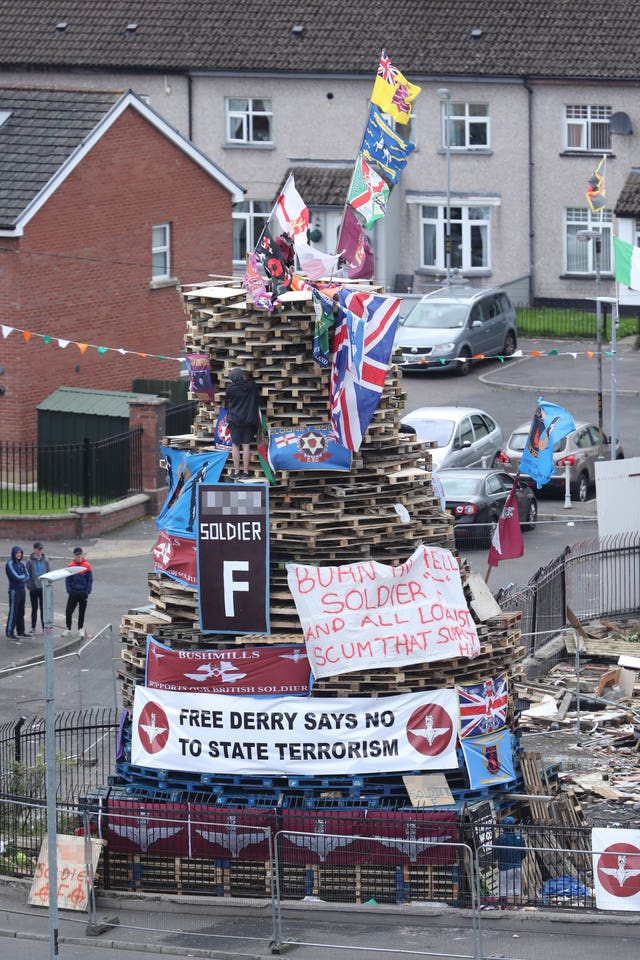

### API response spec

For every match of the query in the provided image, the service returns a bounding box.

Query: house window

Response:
[444,103,489,149]
[420,205,490,271]
[565,207,612,273]
[564,105,611,152]
[226,98,273,144]
[232,200,271,264]
[152,223,170,279]
[635,219,640,246]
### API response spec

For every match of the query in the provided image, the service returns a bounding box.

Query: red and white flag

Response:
[273,173,309,242]
[487,479,523,566]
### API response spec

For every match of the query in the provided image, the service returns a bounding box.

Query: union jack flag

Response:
[330,289,400,452]
[457,674,508,739]
[377,51,398,85]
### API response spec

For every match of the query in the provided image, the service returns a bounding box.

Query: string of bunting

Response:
[407,347,616,368]
[0,323,182,362]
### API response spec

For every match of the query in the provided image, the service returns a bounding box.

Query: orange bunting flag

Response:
[586,351,594,358]
[77,343,88,353]
[530,350,542,357]
[22,331,32,342]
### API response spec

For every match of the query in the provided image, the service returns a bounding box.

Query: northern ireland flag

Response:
[457,674,508,739]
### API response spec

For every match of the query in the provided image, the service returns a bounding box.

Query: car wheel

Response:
[455,347,472,376]
[490,453,502,468]
[572,471,589,503]
[503,331,517,357]
[523,499,537,530]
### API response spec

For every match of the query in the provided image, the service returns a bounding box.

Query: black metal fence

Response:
[496,532,640,655]
[0,428,143,513]
[165,399,198,438]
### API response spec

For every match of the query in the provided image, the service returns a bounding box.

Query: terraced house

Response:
[1,0,640,308]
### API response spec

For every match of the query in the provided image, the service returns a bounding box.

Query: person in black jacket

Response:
[226,367,260,479]
[5,545,29,639]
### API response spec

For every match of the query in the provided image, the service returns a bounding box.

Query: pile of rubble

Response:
[515,617,640,826]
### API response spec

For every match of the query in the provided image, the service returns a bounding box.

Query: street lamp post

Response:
[576,228,604,458]
[437,87,452,283]
[41,565,84,960]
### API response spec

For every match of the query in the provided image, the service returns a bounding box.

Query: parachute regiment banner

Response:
[131,686,459,776]
[287,543,480,679]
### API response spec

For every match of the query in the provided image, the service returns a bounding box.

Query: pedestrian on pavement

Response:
[63,547,93,639]
[492,815,527,907]
[26,541,50,634]
[226,366,260,480]
[5,545,29,639]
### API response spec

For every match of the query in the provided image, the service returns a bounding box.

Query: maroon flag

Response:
[337,206,375,280]
[487,479,523,566]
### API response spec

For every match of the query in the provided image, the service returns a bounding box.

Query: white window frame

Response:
[564,207,613,274]
[419,204,491,272]
[564,105,612,152]
[151,223,170,279]
[443,102,490,150]
[232,200,271,266]
[226,97,273,145]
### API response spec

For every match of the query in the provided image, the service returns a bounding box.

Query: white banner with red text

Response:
[286,543,480,679]
[131,686,460,776]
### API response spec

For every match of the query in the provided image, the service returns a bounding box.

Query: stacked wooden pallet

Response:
[117,274,527,815]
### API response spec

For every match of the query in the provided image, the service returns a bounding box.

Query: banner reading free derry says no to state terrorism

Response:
[286,544,480,680]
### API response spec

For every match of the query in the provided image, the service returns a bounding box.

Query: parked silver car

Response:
[400,406,503,470]
[393,285,518,375]
[499,420,625,501]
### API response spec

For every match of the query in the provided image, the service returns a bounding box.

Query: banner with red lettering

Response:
[286,544,480,679]
[145,636,311,696]
[131,686,460,776]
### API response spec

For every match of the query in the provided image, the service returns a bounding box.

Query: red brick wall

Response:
[0,107,234,442]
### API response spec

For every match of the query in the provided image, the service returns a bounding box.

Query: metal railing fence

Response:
[165,399,198,437]
[0,428,143,512]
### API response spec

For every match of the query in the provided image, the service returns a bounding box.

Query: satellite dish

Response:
[610,112,633,135]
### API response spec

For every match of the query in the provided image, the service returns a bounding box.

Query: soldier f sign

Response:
[197,484,270,634]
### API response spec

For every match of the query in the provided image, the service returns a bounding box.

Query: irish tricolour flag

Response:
[614,237,640,291]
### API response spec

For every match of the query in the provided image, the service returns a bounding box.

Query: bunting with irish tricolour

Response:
[614,236,640,291]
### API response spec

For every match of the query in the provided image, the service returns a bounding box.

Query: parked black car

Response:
[438,468,538,549]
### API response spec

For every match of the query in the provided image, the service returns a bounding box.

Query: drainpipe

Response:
[188,72,193,142]
[524,79,534,305]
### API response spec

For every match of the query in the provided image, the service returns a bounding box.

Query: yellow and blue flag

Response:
[371,50,421,125]
[519,397,576,488]
[360,105,415,183]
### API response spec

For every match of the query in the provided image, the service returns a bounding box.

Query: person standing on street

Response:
[63,547,93,639]
[26,541,50,635]
[492,816,527,907]
[226,367,260,479]
[5,545,29,640]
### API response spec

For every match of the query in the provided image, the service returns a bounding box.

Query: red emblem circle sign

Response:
[138,701,170,755]
[406,704,453,757]
[597,843,640,898]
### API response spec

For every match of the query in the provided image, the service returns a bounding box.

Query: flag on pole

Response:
[295,240,340,280]
[518,397,576,488]
[371,51,421,125]
[487,479,524,567]
[614,236,640,290]
[312,289,334,368]
[330,289,400,451]
[336,206,375,280]
[347,154,390,229]
[273,173,309,242]
[360,105,415,183]
[255,227,293,298]
[586,156,606,213]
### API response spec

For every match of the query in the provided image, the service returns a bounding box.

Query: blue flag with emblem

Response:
[518,397,576,488]
[268,425,352,472]
[360,105,415,184]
